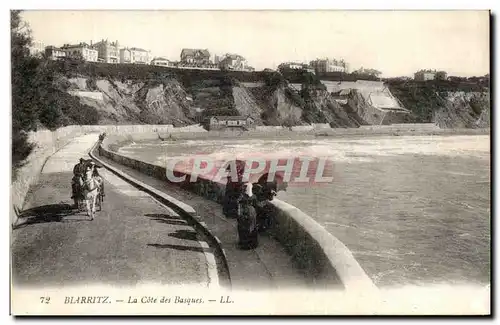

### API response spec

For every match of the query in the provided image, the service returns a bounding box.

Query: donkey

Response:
[78,162,103,220]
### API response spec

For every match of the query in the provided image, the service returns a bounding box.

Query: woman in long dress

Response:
[222,160,245,218]
[236,182,259,250]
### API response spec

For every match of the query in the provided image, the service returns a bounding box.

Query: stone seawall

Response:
[11,126,87,227]
[97,138,376,292]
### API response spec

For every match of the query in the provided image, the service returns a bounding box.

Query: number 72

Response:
[40,297,50,304]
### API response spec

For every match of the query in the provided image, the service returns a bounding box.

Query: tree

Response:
[11,10,36,175]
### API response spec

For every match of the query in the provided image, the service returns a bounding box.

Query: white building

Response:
[45,46,67,60]
[28,41,45,57]
[120,47,151,64]
[151,57,175,67]
[278,62,315,74]
[61,42,98,62]
[219,54,248,71]
[92,39,120,63]
[310,58,348,73]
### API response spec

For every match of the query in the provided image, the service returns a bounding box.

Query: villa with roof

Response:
[120,47,151,64]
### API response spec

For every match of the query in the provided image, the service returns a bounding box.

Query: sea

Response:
[117,134,491,287]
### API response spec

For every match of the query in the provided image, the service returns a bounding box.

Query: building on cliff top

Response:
[151,57,176,67]
[414,69,448,81]
[278,62,315,74]
[61,42,99,62]
[310,58,349,73]
[180,48,211,65]
[120,47,151,64]
[218,53,252,71]
[28,41,46,57]
[45,46,67,60]
[92,39,120,63]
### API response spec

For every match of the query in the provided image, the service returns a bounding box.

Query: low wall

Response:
[97,140,376,292]
[359,123,440,131]
[11,126,90,227]
[10,123,208,227]
[311,123,331,129]
[291,125,314,132]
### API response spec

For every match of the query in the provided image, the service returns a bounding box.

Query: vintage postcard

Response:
[9,9,491,316]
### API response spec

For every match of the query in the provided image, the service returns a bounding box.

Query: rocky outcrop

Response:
[387,80,490,128]
[135,79,194,125]
[248,83,304,125]
[63,74,490,129]
[272,86,304,125]
[434,92,490,128]
[310,90,362,127]
[232,86,262,122]
[67,77,195,125]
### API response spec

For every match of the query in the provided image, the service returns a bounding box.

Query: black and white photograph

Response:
[8,8,491,316]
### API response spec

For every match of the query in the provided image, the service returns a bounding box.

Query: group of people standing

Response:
[222,162,279,250]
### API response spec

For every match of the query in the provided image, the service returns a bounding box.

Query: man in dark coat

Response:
[252,174,280,232]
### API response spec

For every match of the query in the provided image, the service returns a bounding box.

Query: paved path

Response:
[97,154,309,290]
[11,134,213,288]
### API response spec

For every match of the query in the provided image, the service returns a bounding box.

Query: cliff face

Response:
[342,90,411,126]
[248,83,304,125]
[434,92,490,128]
[67,77,195,125]
[387,80,490,128]
[60,73,490,129]
[310,90,363,127]
[135,79,194,125]
[232,85,262,122]
[272,86,304,125]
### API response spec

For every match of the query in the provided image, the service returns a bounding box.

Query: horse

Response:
[77,163,103,220]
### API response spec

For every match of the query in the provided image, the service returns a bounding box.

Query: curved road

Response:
[11,134,214,288]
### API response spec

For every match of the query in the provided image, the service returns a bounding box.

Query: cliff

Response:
[434,91,490,128]
[38,61,490,129]
[387,80,490,128]
[66,77,195,126]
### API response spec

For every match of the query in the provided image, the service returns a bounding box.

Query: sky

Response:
[21,10,490,77]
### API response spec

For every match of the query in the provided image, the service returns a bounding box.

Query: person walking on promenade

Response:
[89,160,105,197]
[71,158,87,208]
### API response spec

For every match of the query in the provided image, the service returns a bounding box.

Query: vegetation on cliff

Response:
[11,10,36,173]
[387,79,490,125]
[11,11,99,174]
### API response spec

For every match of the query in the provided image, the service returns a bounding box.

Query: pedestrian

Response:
[90,161,105,197]
[71,158,87,208]
[252,175,278,232]
[222,160,245,218]
[236,182,259,250]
